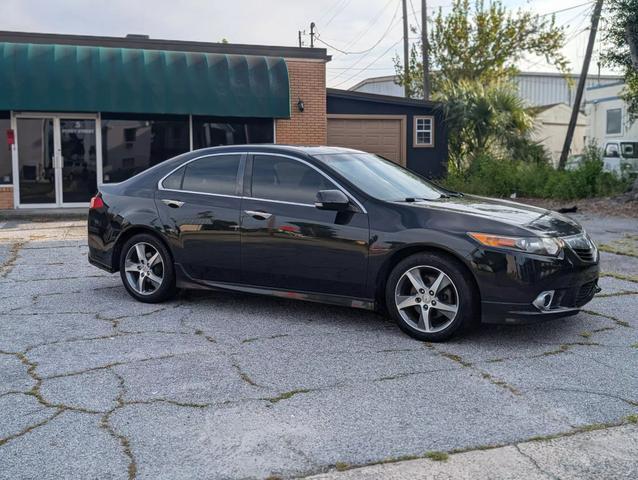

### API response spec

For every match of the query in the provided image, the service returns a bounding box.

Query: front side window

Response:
[414,116,434,147]
[251,155,336,204]
[315,152,446,201]
[180,155,241,195]
[606,108,622,135]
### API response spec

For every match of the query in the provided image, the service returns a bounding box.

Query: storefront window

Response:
[0,116,12,184]
[101,115,190,183]
[193,117,273,149]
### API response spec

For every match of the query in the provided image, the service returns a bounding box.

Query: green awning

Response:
[0,42,290,118]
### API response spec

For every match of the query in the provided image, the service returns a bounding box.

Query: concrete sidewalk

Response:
[305,422,638,480]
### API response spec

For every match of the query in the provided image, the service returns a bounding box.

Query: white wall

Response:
[584,82,638,150]
[531,104,587,166]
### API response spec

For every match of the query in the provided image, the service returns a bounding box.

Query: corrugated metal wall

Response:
[350,73,623,107]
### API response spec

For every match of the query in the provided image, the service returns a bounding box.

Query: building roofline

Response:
[327,88,440,108]
[0,30,331,61]
[347,71,624,90]
[586,81,625,91]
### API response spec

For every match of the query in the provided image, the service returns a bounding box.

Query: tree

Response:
[602,0,638,122]
[434,80,535,172]
[395,0,569,97]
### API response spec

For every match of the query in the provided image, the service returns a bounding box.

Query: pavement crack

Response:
[0,241,25,278]
[263,388,313,404]
[0,408,64,447]
[425,345,521,395]
[514,444,560,480]
[99,370,138,480]
[582,309,632,328]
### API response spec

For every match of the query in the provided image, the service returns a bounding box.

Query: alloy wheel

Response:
[394,265,459,333]
[124,242,164,295]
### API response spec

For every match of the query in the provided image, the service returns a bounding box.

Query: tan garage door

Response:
[327,115,406,166]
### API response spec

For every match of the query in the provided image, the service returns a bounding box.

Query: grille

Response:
[575,281,598,306]
[563,234,597,262]
[572,246,595,262]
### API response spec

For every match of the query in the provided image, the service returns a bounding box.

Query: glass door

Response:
[15,114,98,207]
[59,118,98,205]
[16,117,56,205]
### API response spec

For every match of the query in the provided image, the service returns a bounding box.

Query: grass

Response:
[335,461,350,471]
[424,451,449,462]
[601,272,638,284]
[264,389,311,404]
[598,235,638,259]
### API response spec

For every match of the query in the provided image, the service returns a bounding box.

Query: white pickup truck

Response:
[603,141,638,175]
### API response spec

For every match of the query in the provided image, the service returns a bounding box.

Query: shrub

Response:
[442,155,631,200]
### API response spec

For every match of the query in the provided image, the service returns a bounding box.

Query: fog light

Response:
[533,290,555,311]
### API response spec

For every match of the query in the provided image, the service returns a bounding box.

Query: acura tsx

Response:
[88,146,600,341]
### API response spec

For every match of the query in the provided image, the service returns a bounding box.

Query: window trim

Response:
[605,108,623,136]
[158,152,245,198]
[245,152,366,213]
[413,115,435,148]
[157,151,367,213]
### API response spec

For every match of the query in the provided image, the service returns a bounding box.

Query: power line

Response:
[314,0,401,56]
[408,0,421,33]
[342,0,396,51]
[539,1,594,17]
[331,37,404,88]
[324,0,355,28]
[328,9,404,81]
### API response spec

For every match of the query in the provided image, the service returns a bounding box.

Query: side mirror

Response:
[315,189,351,211]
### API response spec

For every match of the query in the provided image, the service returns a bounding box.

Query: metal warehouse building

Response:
[0,31,447,210]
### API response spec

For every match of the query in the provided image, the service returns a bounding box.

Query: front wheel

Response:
[119,233,176,303]
[385,252,479,341]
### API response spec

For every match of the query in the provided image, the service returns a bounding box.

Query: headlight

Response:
[468,232,564,256]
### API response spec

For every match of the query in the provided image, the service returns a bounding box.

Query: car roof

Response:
[185,144,365,157]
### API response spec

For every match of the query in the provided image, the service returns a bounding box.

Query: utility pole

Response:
[298,30,302,48]
[422,0,430,100]
[558,0,604,170]
[402,0,410,98]
[310,22,315,48]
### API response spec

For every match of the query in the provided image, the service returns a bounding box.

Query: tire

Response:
[385,252,479,342]
[119,233,177,303]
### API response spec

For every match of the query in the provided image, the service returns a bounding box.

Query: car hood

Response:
[412,194,582,236]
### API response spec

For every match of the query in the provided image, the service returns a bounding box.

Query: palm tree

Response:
[435,80,534,172]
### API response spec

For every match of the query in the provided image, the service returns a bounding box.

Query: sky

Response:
[2,0,617,89]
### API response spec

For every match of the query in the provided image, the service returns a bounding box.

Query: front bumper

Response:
[472,244,600,325]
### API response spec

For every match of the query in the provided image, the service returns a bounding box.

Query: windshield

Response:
[313,152,446,201]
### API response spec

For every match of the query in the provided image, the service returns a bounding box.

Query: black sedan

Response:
[88,146,600,341]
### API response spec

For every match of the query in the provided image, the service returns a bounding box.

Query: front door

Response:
[240,153,369,298]
[15,114,98,207]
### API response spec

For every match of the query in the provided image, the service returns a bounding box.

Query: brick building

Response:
[0,31,329,209]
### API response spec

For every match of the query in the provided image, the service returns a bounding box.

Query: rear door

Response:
[240,153,369,298]
[156,153,244,283]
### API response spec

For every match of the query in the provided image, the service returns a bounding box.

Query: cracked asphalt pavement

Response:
[1,214,637,479]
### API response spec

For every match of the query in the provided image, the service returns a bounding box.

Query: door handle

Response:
[244,210,272,220]
[161,199,185,208]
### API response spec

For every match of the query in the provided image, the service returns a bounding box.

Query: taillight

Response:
[89,195,104,209]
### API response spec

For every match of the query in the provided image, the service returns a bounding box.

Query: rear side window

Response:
[180,155,241,195]
[162,167,184,190]
[251,155,336,204]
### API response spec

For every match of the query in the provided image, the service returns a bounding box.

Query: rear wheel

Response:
[385,252,478,341]
[119,233,176,303]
